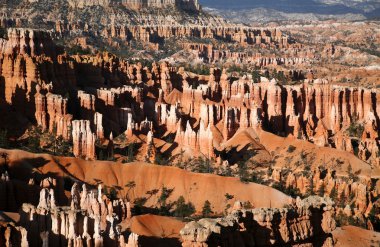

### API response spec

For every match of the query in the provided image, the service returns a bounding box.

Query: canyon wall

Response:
[66,0,200,11]
[68,0,112,8]
[122,0,200,11]
[180,196,336,247]
[55,21,289,49]
[0,28,378,164]
[182,42,309,66]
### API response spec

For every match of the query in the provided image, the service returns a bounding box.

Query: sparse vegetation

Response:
[19,127,72,156]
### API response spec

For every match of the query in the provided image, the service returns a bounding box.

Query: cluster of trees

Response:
[227,64,248,75]
[272,182,303,198]
[184,64,210,75]
[269,69,287,85]
[67,45,92,55]
[20,127,72,156]
[155,149,215,174]
[335,211,367,229]
[106,180,218,219]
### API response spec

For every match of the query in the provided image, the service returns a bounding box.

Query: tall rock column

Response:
[35,86,48,131]
[265,81,284,133]
[198,121,214,158]
[72,120,96,160]
[145,131,156,163]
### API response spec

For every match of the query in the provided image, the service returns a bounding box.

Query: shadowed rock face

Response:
[0,28,60,58]
[180,196,336,247]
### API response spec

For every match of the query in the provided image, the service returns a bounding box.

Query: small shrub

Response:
[243,201,253,209]
[347,120,364,139]
[287,145,296,153]
[224,193,234,201]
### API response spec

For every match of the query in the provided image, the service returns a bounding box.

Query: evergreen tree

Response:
[329,186,338,201]
[158,186,174,215]
[49,126,58,155]
[243,201,253,209]
[127,142,135,162]
[28,127,42,152]
[202,200,213,217]
[319,183,325,197]
[347,164,353,175]
[1,153,9,171]
[98,150,105,160]
[0,129,9,148]
[174,196,195,217]
[238,161,249,183]
[307,177,315,196]
[125,181,136,201]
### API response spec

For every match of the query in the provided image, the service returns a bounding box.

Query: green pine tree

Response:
[202,200,213,217]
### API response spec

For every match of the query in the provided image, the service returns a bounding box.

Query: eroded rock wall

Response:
[180,196,335,247]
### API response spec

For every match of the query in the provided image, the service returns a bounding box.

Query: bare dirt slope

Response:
[1,148,291,213]
[225,128,376,177]
[130,214,185,238]
[333,226,380,247]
